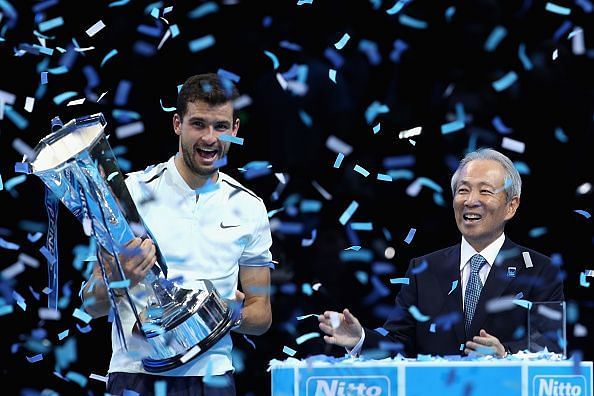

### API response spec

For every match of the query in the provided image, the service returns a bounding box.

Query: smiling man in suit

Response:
[319,148,564,358]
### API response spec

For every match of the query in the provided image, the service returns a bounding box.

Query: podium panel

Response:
[270,358,593,396]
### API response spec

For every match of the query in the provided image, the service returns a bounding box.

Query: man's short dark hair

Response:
[176,73,240,120]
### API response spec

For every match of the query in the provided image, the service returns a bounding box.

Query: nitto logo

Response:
[306,376,390,396]
[533,375,587,396]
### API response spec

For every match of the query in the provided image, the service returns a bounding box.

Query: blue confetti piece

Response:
[283,346,297,356]
[484,26,507,52]
[398,14,428,29]
[492,71,518,92]
[65,371,88,388]
[575,0,593,13]
[387,0,412,15]
[302,283,313,296]
[353,164,370,177]
[328,69,337,83]
[517,43,534,71]
[279,40,303,51]
[358,39,381,65]
[448,280,458,295]
[33,0,59,13]
[0,305,14,316]
[195,179,220,194]
[40,71,48,84]
[159,99,176,112]
[334,33,350,50]
[188,2,219,18]
[375,327,389,336]
[133,40,156,56]
[429,323,436,333]
[137,24,162,37]
[4,105,29,129]
[390,277,410,285]
[512,299,533,309]
[371,275,391,297]
[263,50,280,70]
[387,169,414,180]
[217,68,240,83]
[411,259,428,275]
[445,6,456,21]
[373,122,381,134]
[324,48,345,69]
[383,154,414,168]
[72,308,92,324]
[100,49,118,67]
[109,279,130,289]
[218,134,244,145]
[14,162,30,174]
[492,115,513,134]
[154,380,167,396]
[38,16,64,32]
[300,199,322,213]
[339,201,359,225]
[297,0,314,5]
[553,20,573,42]
[355,271,369,284]
[53,91,78,105]
[390,38,409,63]
[112,109,141,122]
[574,210,591,219]
[109,0,130,7]
[344,245,361,251]
[377,173,392,182]
[47,65,68,74]
[579,272,590,287]
[339,249,373,263]
[365,101,390,124]
[545,2,572,15]
[114,79,132,106]
[513,161,531,175]
[58,329,69,340]
[351,222,372,231]
[188,34,215,52]
[26,354,44,363]
[243,334,256,349]
[213,156,227,169]
[333,152,345,168]
[0,174,3,190]
[441,120,465,134]
[169,24,180,38]
[4,174,27,191]
[554,127,569,143]
[296,332,319,345]
[404,228,416,244]
[409,305,430,321]
[528,227,548,238]
[299,110,312,127]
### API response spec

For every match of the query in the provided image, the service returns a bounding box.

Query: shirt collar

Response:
[167,154,222,194]
[460,232,506,271]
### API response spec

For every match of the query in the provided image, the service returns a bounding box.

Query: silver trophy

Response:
[25,113,240,372]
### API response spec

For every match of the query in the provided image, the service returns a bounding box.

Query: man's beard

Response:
[181,141,226,177]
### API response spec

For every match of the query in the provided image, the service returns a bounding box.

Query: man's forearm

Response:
[234,301,271,336]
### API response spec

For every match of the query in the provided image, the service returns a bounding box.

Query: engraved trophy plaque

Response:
[25,113,239,372]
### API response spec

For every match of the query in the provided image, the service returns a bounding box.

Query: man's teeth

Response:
[464,214,481,220]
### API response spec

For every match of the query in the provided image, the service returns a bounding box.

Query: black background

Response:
[0,1,593,395]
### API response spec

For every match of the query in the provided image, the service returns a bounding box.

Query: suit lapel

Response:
[470,239,522,336]
[434,244,465,346]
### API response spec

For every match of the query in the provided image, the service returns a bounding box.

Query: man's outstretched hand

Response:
[318,309,363,349]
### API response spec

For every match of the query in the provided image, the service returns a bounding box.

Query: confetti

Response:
[328,69,337,83]
[492,71,518,92]
[86,20,106,37]
[574,210,591,219]
[448,280,458,295]
[38,16,64,33]
[263,50,280,70]
[295,332,319,344]
[409,305,430,322]
[218,134,244,145]
[326,135,353,155]
[522,251,534,268]
[339,201,359,225]
[334,33,350,50]
[350,222,372,231]
[484,26,507,52]
[390,277,409,285]
[333,153,345,168]
[545,2,572,15]
[501,136,525,153]
[353,164,370,177]
[403,228,416,244]
[188,35,215,52]
[115,121,145,139]
[283,346,297,356]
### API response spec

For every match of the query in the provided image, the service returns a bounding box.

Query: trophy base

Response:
[141,304,239,373]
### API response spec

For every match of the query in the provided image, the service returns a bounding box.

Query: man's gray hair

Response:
[450,148,522,203]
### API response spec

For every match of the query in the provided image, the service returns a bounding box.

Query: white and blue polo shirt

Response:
[108,155,273,377]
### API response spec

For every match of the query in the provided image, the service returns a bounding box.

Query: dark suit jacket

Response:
[363,238,564,357]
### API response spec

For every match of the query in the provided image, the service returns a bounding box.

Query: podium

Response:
[270,357,593,396]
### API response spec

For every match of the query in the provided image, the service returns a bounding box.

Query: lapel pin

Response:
[507,267,516,279]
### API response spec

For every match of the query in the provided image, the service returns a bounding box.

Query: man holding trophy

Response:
[69,73,274,395]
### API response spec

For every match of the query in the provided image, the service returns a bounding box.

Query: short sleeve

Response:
[238,200,273,267]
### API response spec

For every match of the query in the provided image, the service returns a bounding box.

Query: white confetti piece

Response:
[86,20,106,37]
[522,251,533,268]
[116,121,145,139]
[38,307,61,320]
[326,135,353,155]
[501,136,525,153]
[329,312,340,329]
[24,97,35,112]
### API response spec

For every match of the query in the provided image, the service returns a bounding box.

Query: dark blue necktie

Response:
[464,254,487,335]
